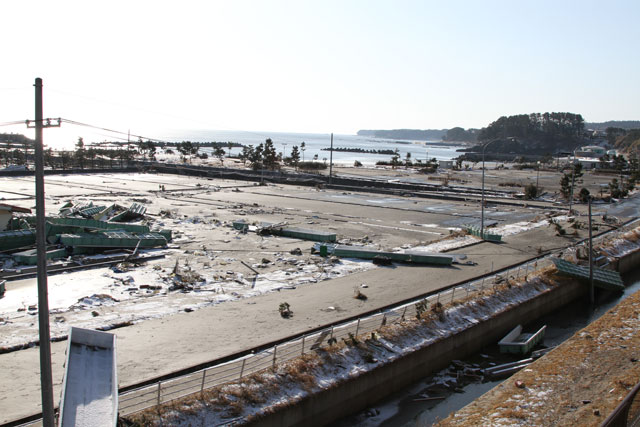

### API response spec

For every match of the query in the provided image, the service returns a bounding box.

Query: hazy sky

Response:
[1,0,639,146]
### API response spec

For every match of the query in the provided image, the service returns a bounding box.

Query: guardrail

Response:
[601,380,640,427]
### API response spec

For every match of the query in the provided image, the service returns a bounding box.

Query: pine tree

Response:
[290,145,300,170]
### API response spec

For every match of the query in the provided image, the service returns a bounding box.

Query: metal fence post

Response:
[157,383,161,407]
[401,306,407,320]
[272,345,277,368]
[301,335,305,355]
[355,318,360,337]
[381,314,387,327]
[516,265,520,278]
[451,287,455,302]
[201,369,206,393]
[240,359,246,378]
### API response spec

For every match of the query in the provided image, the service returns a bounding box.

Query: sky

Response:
[1,0,639,147]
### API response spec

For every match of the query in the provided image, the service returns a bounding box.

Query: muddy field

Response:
[0,165,631,423]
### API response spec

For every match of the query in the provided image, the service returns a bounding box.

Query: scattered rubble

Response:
[279,302,293,318]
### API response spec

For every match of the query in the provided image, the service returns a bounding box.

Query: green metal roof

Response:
[109,202,147,222]
[552,258,624,292]
[49,217,150,234]
[59,232,167,248]
[78,205,107,217]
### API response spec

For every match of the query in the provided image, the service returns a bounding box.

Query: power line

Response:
[60,119,167,143]
[46,87,308,145]
[3,115,317,151]
[0,120,28,127]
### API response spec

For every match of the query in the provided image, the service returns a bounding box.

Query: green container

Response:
[157,229,172,242]
[333,245,453,265]
[320,245,328,257]
[232,220,250,231]
[277,226,337,242]
[0,229,36,251]
[464,225,502,242]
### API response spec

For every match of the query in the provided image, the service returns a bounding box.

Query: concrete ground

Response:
[0,167,632,423]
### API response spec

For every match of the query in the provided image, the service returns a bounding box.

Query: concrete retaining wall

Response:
[615,249,640,275]
[250,279,586,426]
[251,246,640,426]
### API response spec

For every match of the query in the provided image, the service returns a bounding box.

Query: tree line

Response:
[478,112,584,146]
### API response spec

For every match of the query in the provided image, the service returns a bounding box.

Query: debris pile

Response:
[0,200,172,275]
[166,259,205,291]
[233,220,337,242]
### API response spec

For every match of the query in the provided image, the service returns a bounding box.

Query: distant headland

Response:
[357,129,447,141]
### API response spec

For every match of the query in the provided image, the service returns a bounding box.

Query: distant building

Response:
[574,145,606,158]
[575,158,603,170]
[438,160,454,169]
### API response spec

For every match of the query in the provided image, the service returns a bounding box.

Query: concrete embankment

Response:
[437,277,640,426]
[249,247,639,427]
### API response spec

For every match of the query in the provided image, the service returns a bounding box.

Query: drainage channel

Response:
[335,268,640,426]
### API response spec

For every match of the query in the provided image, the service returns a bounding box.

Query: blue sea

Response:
[161,129,465,166]
[39,125,465,166]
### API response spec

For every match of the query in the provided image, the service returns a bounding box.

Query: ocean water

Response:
[32,124,465,166]
[161,129,465,166]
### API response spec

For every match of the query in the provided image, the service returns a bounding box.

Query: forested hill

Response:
[0,133,35,145]
[442,127,478,143]
[357,129,447,140]
[464,112,586,155]
[613,129,640,153]
[585,120,640,130]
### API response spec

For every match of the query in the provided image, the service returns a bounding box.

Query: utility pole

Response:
[26,78,60,427]
[480,140,498,238]
[329,133,333,185]
[569,155,576,214]
[481,151,486,236]
[588,197,594,304]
